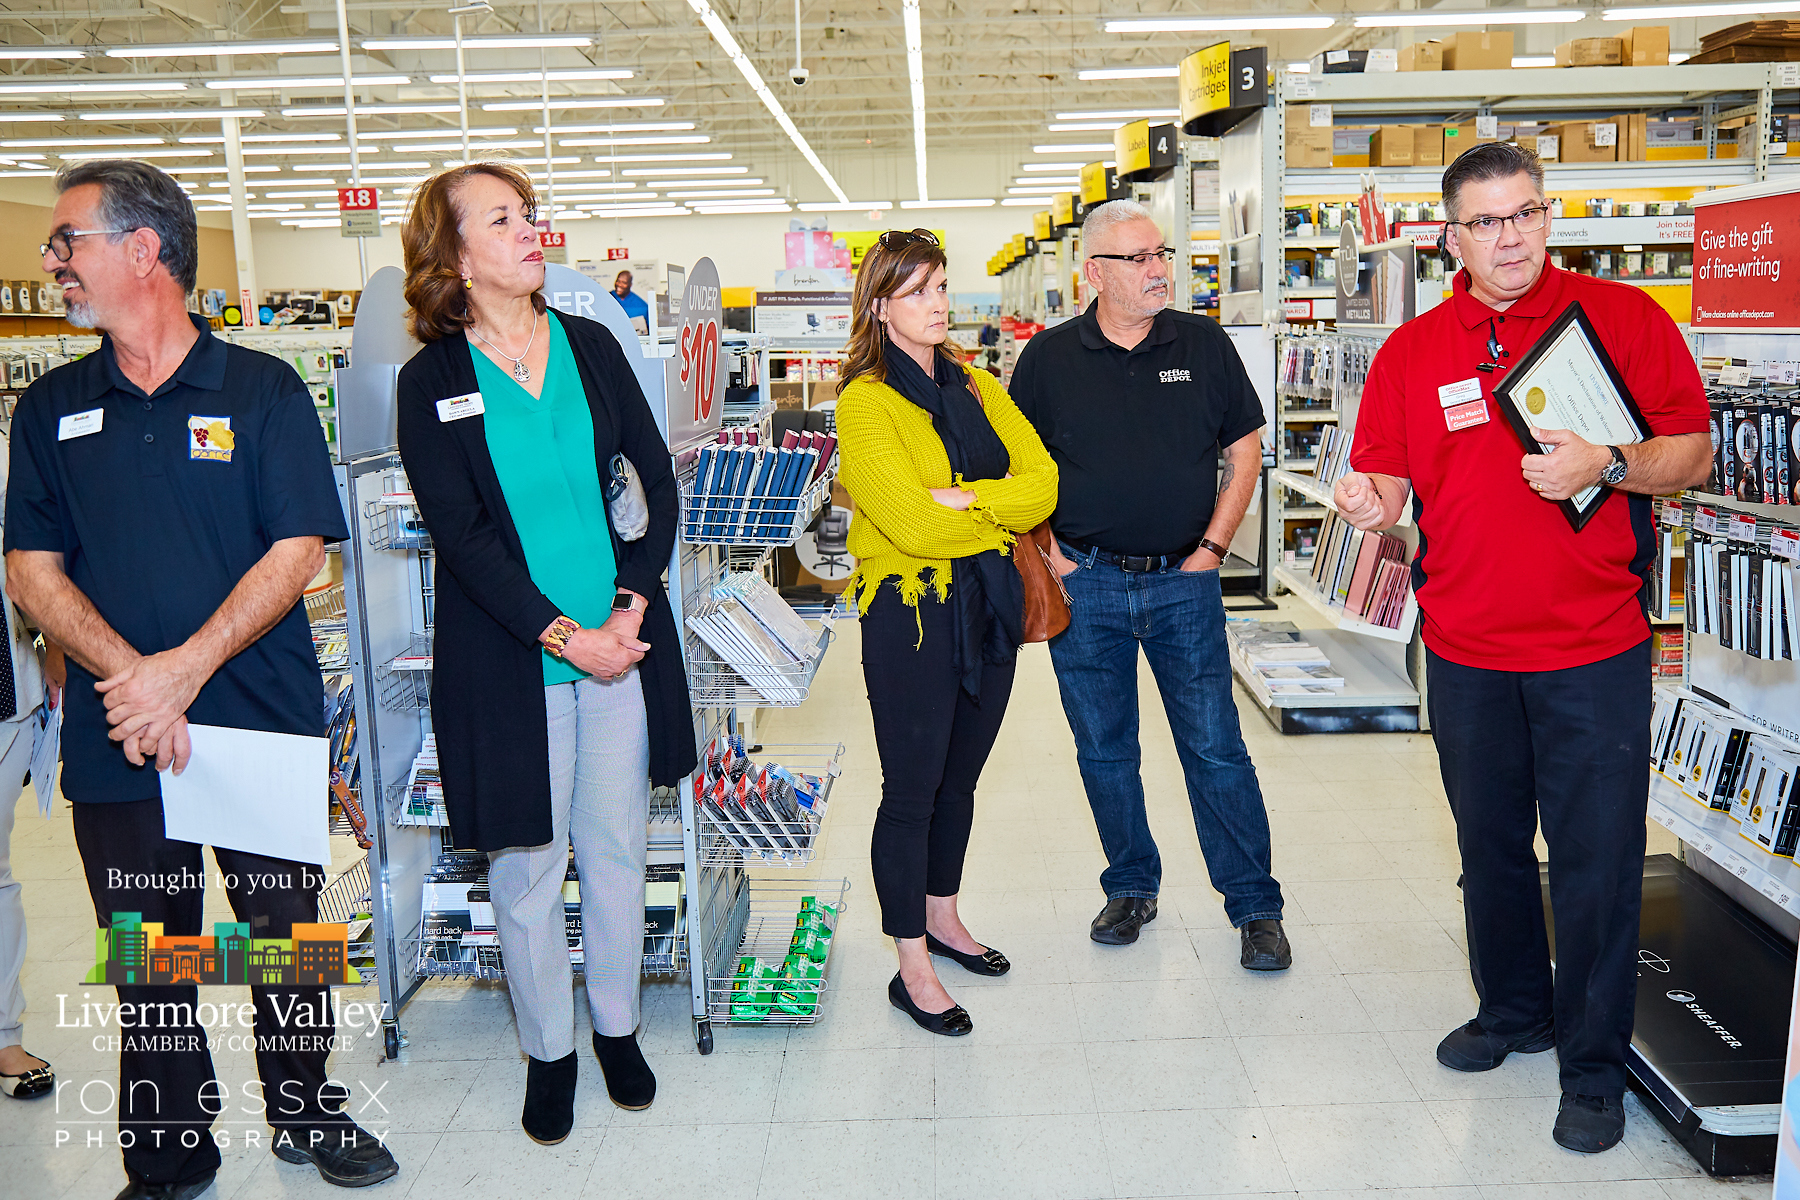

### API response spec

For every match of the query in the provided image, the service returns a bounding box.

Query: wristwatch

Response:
[1600,446,1628,487]
[1198,537,1231,561]
[611,592,646,614]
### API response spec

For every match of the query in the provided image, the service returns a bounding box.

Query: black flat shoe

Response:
[1239,919,1293,972]
[519,1050,577,1144]
[111,1174,216,1200]
[593,1031,656,1111]
[1436,1017,1556,1073]
[1553,1092,1625,1153]
[271,1119,400,1187]
[1090,897,1157,945]
[0,1053,52,1100]
[888,972,972,1036]
[925,932,1011,976]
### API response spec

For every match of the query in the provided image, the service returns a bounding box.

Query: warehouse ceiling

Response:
[0,2,1751,216]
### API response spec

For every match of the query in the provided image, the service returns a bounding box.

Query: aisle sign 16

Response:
[338,186,379,239]
[662,256,724,452]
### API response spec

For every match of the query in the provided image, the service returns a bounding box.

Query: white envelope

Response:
[160,724,331,867]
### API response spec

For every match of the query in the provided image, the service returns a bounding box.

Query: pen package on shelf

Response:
[1683,521,1799,663]
[1652,684,1800,857]
[682,429,837,546]
[693,735,836,865]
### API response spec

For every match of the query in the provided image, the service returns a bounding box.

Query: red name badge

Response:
[1439,376,1490,431]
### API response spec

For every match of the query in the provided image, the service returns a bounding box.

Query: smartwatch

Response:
[611,592,645,614]
[1600,445,1628,487]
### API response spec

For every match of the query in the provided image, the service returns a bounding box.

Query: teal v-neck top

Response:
[473,316,617,684]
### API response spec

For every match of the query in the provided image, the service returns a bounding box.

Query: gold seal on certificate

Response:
[1494,301,1653,532]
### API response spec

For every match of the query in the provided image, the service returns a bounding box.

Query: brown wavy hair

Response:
[401,160,548,343]
[838,230,963,389]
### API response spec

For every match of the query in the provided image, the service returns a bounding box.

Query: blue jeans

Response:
[1047,541,1283,928]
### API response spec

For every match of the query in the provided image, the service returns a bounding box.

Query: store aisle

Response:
[0,605,1772,1200]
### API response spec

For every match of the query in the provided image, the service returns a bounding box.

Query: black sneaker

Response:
[272,1120,400,1188]
[1553,1092,1625,1153]
[1435,1017,1556,1072]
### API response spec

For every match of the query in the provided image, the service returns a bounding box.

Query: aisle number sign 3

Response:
[337,187,379,239]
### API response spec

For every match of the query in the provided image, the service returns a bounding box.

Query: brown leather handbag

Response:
[965,373,1070,642]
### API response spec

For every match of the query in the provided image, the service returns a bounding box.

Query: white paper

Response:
[30,690,60,819]
[160,724,331,867]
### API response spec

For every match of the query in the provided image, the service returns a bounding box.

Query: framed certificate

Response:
[1494,300,1653,532]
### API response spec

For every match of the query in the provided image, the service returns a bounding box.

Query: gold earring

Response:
[463,277,473,289]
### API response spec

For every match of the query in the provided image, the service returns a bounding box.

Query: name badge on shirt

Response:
[437,392,485,423]
[1438,376,1489,431]
[58,408,104,441]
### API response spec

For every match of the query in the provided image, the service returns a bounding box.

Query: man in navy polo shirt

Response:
[4,161,397,1198]
[1013,199,1289,971]
[1336,142,1711,1153]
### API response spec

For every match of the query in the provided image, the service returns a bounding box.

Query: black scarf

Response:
[883,342,1024,699]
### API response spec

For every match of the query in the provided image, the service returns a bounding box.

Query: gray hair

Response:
[1441,141,1546,223]
[1081,198,1156,258]
[54,160,198,292]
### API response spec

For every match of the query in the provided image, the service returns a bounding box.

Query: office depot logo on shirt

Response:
[1160,368,1193,384]
[188,415,234,463]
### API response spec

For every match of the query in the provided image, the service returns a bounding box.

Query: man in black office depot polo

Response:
[4,162,398,1199]
[1012,199,1289,972]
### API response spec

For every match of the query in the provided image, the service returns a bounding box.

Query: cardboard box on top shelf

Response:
[1311,48,1369,74]
[1413,125,1446,166]
[1557,120,1619,163]
[1442,31,1513,70]
[1442,121,1505,163]
[1369,126,1416,167]
[1285,106,1333,168]
[1398,41,1443,71]
[1555,38,1623,67]
[1620,26,1670,66]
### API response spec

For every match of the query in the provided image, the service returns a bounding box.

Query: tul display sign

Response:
[1691,182,1800,330]
[337,186,379,238]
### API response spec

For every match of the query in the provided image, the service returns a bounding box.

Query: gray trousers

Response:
[489,671,651,1059]
[0,714,38,1050]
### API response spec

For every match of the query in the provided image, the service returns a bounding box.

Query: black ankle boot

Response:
[521,1051,577,1144]
[593,1031,656,1110]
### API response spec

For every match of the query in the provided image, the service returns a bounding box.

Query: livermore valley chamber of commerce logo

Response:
[84,913,362,987]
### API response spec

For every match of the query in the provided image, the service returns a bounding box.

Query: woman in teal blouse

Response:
[397,162,689,1144]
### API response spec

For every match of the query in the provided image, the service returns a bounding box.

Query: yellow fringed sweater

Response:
[838,363,1059,615]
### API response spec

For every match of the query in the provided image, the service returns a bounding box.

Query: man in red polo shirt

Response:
[1334,142,1711,1154]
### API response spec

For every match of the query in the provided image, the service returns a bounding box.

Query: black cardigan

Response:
[396,308,697,852]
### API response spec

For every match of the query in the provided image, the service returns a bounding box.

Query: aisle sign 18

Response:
[338,187,380,239]
[663,256,724,453]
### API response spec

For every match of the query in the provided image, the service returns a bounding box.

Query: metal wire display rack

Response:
[677,459,837,547]
[362,497,432,553]
[388,774,447,828]
[695,742,843,868]
[375,632,432,711]
[703,878,850,1028]
[685,623,834,709]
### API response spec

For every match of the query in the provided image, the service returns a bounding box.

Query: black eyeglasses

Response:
[1088,246,1176,265]
[40,227,139,262]
[877,228,940,249]
[1448,205,1549,243]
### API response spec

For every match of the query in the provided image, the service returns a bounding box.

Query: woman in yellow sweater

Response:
[837,230,1058,1036]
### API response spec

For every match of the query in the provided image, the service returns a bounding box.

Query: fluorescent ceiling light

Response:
[80,108,265,120]
[1355,7,1582,24]
[267,176,337,184]
[560,136,712,147]
[1513,56,1557,67]
[1014,178,1078,186]
[690,204,792,213]
[376,138,544,152]
[0,81,189,95]
[2,136,162,147]
[533,122,694,134]
[241,145,372,156]
[436,156,581,167]
[1077,66,1179,80]
[0,49,89,60]
[1007,185,1070,194]
[685,0,849,204]
[900,198,994,209]
[360,35,594,50]
[621,165,745,176]
[358,128,519,141]
[0,168,54,177]
[547,182,638,191]
[207,75,409,91]
[182,133,341,144]
[1020,162,1088,171]
[279,218,340,227]
[1033,143,1114,153]
[1286,62,1311,73]
[108,41,340,58]
[167,165,279,175]
[1104,16,1334,32]
[799,201,893,211]
[261,190,349,199]
[1000,197,1048,206]
[483,97,663,112]
[554,191,658,201]
[284,104,462,117]
[587,153,730,163]
[57,148,213,159]
[530,168,613,179]
[0,113,66,123]
[1055,109,1178,121]
[642,177,764,187]
[1048,122,1126,132]
[575,200,680,211]
[426,69,633,84]
[1605,0,1800,14]
[666,188,776,198]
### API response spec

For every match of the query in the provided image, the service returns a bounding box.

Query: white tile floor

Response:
[0,602,1777,1199]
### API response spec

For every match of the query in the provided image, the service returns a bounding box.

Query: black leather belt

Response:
[1064,538,1200,573]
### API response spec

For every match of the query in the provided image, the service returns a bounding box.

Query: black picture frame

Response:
[1493,300,1654,532]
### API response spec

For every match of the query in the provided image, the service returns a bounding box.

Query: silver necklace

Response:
[471,313,539,384]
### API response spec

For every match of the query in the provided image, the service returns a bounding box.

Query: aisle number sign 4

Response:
[337,186,379,239]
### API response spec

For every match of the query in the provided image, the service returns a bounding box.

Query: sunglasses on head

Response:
[877,228,940,250]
